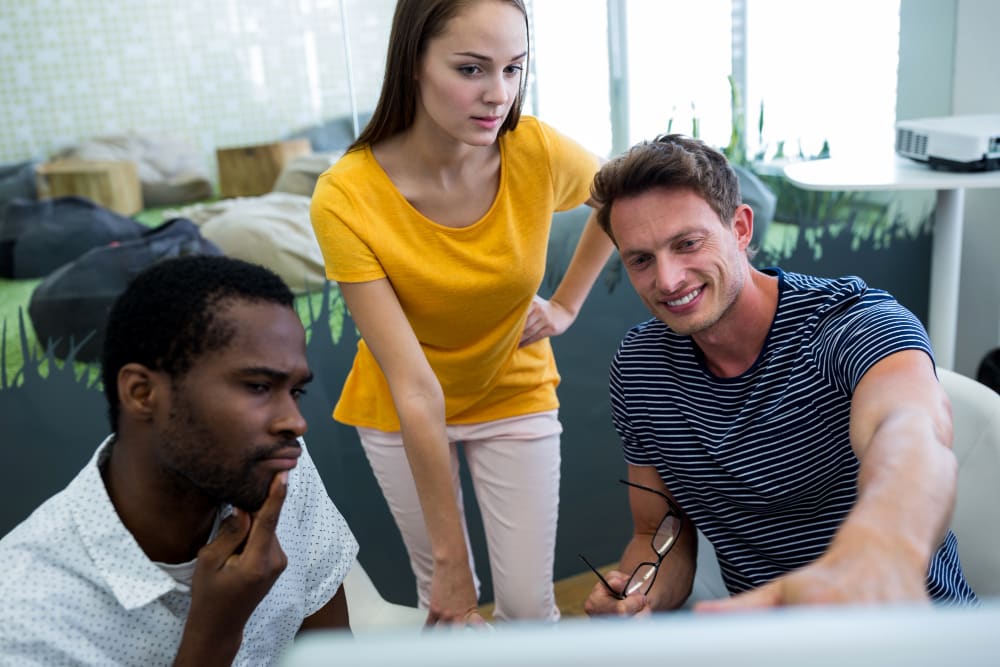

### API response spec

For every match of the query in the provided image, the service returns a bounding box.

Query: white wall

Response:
[898,0,999,378]
[952,0,1000,377]
[897,0,955,121]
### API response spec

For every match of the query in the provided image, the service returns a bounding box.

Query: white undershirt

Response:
[153,508,226,591]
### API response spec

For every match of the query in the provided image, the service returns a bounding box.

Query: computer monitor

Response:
[280,601,1000,667]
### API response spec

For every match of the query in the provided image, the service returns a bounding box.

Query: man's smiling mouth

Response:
[666,287,702,307]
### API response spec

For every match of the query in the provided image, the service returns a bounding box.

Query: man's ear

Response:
[732,204,754,251]
[117,363,166,422]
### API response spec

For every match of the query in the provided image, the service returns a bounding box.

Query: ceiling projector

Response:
[895,113,1000,172]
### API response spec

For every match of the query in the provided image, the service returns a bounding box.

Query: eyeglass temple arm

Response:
[578,554,626,601]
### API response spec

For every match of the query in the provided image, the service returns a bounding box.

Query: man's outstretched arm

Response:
[699,349,954,609]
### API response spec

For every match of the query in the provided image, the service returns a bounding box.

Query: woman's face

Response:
[414,0,527,147]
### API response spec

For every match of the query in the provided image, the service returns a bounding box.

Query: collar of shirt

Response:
[71,436,183,610]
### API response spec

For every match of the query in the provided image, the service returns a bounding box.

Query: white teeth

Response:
[666,288,701,307]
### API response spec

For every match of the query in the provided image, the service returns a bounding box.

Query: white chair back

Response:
[342,558,426,634]
[939,367,1000,597]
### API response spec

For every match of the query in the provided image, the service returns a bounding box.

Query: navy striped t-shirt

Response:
[610,269,977,604]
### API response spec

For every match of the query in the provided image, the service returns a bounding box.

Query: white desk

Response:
[281,602,1000,667]
[784,156,1000,370]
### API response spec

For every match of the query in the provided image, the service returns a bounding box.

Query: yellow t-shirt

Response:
[310,116,599,431]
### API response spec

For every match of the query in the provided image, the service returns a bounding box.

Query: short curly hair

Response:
[100,255,295,431]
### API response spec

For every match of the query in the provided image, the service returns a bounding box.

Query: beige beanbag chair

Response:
[165,192,326,294]
[272,151,343,197]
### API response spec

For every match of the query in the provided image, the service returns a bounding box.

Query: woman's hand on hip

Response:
[520,294,575,348]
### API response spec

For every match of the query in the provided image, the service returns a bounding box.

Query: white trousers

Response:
[357,410,562,622]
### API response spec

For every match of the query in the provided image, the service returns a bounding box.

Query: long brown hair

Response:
[348,0,529,153]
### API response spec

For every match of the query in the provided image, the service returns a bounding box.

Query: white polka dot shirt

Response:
[0,436,359,666]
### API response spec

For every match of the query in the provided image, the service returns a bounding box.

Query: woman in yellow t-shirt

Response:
[310,0,614,625]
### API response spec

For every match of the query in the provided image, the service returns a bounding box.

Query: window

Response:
[744,0,900,160]
[528,0,900,161]
[528,0,612,156]
[624,0,733,150]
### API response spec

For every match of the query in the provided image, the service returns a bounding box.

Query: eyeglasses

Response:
[579,479,683,600]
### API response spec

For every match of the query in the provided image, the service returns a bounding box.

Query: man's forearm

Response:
[621,525,697,611]
[836,412,957,577]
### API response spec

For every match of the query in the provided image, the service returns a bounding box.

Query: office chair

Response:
[940,367,1000,597]
[342,558,426,634]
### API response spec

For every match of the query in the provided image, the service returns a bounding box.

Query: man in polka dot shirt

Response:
[0,255,359,665]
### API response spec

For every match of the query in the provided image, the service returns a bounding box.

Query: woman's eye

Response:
[291,388,308,401]
[458,65,481,76]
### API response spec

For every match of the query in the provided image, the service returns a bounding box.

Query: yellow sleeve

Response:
[309,155,387,284]
[531,117,601,212]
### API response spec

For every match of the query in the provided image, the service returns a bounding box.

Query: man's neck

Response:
[693,269,779,378]
[102,433,218,564]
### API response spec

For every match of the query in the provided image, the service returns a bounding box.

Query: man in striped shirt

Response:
[583,135,977,616]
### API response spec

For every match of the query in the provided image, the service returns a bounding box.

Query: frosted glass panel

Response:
[0,0,394,176]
